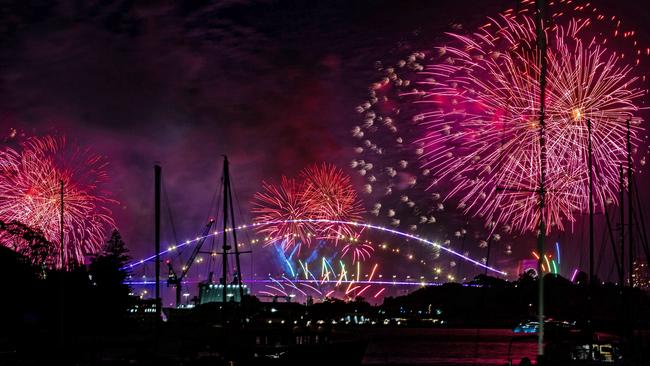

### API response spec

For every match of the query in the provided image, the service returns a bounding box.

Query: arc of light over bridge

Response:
[123,219,507,276]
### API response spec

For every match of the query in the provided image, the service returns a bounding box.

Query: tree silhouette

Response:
[89,229,132,331]
[0,219,55,269]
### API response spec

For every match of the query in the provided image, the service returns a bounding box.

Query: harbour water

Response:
[362,328,537,365]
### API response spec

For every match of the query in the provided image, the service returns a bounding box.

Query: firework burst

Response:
[252,163,365,252]
[340,235,374,263]
[301,163,365,241]
[354,0,647,234]
[414,15,644,232]
[251,177,316,252]
[0,136,116,267]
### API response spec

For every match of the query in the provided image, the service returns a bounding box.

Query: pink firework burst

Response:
[251,177,316,251]
[354,1,648,235]
[252,163,365,252]
[301,163,365,241]
[411,13,645,233]
[340,235,374,263]
[0,136,116,267]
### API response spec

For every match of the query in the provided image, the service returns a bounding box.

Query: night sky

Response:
[2,0,650,284]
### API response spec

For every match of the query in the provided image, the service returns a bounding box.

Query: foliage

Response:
[0,219,56,268]
[88,229,133,330]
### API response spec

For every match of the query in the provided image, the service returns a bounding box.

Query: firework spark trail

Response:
[0,136,116,266]
[340,234,375,263]
[341,241,374,263]
[267,260,382,299]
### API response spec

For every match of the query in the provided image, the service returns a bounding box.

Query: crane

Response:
[166,218,215,307]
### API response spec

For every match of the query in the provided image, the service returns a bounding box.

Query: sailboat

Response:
[154,156,368,365]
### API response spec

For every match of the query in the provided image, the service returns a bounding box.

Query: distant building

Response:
[632,260,650,290]
[198,282,250,304]
[127,298,159,320]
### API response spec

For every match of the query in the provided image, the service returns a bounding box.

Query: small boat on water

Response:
[544,330,624,365]
[513,318,577,334]
[510,319,627,365]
